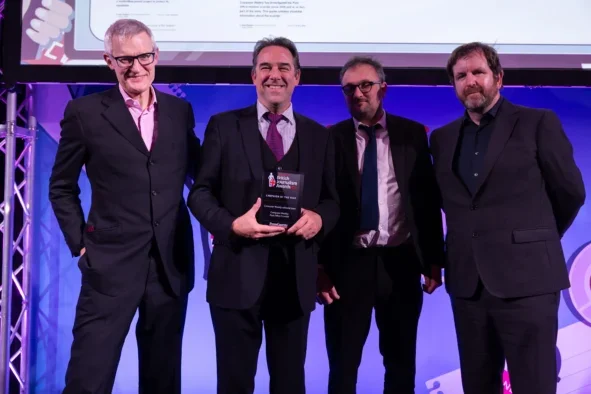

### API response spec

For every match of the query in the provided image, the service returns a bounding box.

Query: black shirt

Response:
[453,97,504,195]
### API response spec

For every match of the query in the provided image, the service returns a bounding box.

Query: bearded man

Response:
[429,42,585,394]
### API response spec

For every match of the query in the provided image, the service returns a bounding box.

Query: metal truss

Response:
[0,84,37,394]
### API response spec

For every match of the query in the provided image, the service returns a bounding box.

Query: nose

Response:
[269,66,281,79]
[465,72,477,85]
[130,59,143,73]
[353,86,365,99]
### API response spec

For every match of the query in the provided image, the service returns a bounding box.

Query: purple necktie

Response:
[265,112,284,161]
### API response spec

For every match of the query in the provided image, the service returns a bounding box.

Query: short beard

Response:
[465,96,487,113]
[464,91,495,114]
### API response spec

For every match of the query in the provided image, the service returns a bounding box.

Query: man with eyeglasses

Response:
[49,18,200,394]
[318,56,444,394]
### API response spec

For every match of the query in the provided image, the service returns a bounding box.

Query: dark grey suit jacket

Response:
[188,104,339,312]
[430,98,585,298]
[49,86,200,297]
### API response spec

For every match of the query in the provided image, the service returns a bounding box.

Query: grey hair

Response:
[103,19,157,54]
[340,56,386,84]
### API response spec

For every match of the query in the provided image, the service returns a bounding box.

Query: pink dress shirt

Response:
[353,112,410,248]
[119,84,157,151]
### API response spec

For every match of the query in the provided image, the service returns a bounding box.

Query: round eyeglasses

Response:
[341,81,380,96]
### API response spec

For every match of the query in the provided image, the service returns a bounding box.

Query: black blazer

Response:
[187,104,339,312]
[430,98,586,298]
[49,86,201,297]
[320,114,445,275]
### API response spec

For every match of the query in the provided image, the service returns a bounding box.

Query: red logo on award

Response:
[268,173,276,187]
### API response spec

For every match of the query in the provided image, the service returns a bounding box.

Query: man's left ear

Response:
[379,82,387,99]
[496,71,504,89]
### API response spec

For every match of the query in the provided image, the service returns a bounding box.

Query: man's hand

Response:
[231,198,286,239]
[286,209,322,240]
[25,0,74,47]
[317,266,340,305]
[423,265,442,294]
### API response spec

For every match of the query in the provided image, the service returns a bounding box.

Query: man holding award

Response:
[188,37,339,394]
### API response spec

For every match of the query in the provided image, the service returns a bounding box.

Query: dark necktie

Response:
[265,112,285,161]
[359,124,380,230]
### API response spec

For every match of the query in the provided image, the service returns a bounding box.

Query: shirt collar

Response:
[353,110,387,132]
[119,84,157,110]
[256,101,295,125]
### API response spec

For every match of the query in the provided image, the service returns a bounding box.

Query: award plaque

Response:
[259,170,304,228]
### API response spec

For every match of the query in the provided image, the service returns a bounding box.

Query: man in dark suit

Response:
[188,37,339,394]
[430,42,586,394]
[318,56,445,394]
[48,19,200,394]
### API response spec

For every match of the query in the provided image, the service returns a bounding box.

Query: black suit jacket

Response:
[187,104,339,312]
[320,114,444,276]
[430,98,586,298]
[49,86,201,297]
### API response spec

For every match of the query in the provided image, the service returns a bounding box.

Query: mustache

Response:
[464,86,483,95]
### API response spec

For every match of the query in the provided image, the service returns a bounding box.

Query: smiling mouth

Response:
[264,85,286,89]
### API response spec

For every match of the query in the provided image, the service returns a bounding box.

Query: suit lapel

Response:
[150,89,174,157]
[341,120,361,202]
[101,86,149,156]
[294,113,314,182]
[240,105,264,181]
[386,115,408,200]
[472,100,519,196]
[442,118,469,193]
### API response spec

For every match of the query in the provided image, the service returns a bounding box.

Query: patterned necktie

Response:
[265,112,285,161]
[359,124,380,230]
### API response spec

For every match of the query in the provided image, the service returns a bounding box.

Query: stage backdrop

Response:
[29,83,590,394]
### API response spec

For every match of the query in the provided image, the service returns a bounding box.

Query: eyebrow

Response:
[259,62,292,68]
[344,80,373,85]
[111,51,153,58]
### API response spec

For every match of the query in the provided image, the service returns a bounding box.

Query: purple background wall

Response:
[28,83,591,393]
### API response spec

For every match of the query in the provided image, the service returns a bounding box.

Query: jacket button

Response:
[152,190,158,196]
[472,231,479,238]
[154,221,159,227]
[470,204,478,210]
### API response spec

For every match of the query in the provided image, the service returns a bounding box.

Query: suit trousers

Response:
[63,242,188,394]
[451,281,560,394]
[210,245,311,394]
[324,243,423,394]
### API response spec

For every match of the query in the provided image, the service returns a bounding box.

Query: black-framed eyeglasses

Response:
[111,52,155,68]
[341,81,380,96]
